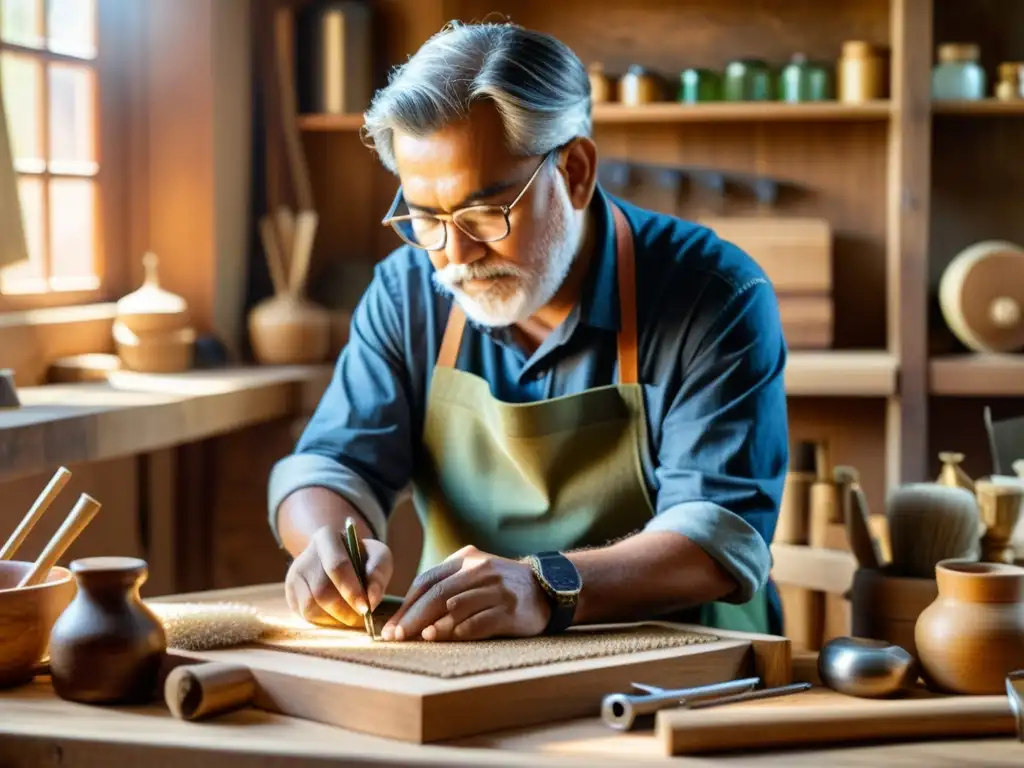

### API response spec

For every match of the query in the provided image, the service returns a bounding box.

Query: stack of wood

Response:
[700,217,834,348]
[112,252,195,373]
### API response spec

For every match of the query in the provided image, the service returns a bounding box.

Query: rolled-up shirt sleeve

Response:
[645,277,788,604]
[267,263,415,544]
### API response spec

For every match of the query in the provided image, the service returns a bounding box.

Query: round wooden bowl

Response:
[0,561,76,688]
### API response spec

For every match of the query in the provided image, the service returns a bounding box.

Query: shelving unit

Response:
[277,0,1024,515]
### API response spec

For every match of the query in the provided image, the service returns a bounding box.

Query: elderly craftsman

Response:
[268,21,788,643]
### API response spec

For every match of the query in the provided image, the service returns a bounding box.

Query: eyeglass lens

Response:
[392,207,510,250]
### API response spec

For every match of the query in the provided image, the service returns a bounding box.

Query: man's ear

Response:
[557,137,598,210]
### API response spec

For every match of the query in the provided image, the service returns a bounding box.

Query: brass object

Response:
[588,62,615,103]
[818,636,918,698]
[976,480,1024,564]
[936,451,974,492]
[838,40,884,103]
[996,62,1024,101]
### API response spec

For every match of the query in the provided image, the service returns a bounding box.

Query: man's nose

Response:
[443,222,486,266]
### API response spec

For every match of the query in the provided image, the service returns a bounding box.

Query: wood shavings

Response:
[259,624,718,678]
[148,601,269,651]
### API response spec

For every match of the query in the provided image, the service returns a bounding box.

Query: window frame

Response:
[0,0,131,312]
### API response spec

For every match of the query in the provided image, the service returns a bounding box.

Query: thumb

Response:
[363,539,393,610]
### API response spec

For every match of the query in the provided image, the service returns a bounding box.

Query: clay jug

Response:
[915,558,1024,694]
[48,557,167,704]
[248,294,331,365]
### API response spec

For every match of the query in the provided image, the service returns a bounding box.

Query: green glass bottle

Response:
[779,54,833,102]
[724,59,773,101]
[679,68,722,103]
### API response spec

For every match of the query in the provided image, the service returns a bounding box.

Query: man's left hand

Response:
[380,545,551,642]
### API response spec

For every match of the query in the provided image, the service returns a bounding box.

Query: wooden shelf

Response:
[0,365,333,484]
[298,101,893,132]
[592,101,893,123]
[933,99,1024,116]
[785,352,898,397]
[299,113,365,131]
[930,354,1024,396]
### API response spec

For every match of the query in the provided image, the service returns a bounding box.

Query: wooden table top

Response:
[2,583,1021,767]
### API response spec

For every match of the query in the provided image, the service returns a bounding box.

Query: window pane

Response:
[1,0,42,49]
[0,174,45,291]
[0,52,44,170]
[49,176,95,281]
[48,62,95,173]
[47,0,95,59]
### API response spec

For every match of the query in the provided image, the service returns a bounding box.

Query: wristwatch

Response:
[524,551,582,634]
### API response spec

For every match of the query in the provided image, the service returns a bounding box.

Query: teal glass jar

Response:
[679,68,722,103]
[779,54,833,102]
[723,59,773,101]
[932,43,987,100]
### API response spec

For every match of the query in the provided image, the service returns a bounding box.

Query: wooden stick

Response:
[288,210,319,297]
[273,6,313,211]
[165,662,257,721]
[17,493,102,588]
[274,205,295,265]
[0,466,72,560]
[258,215,289,296]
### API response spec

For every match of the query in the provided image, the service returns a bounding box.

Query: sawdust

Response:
[257,623,718,678]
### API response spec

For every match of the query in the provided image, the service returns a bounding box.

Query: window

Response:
[1,0,100,298]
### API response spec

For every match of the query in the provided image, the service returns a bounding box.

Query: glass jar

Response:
[779,54,833,102]
[723,59,772,101]
[932,43,987,100]
[995,62,1024,101]
[588,62,615,104]
[838,41,884,103]
[679,68,722,103]
[619,65,660,106]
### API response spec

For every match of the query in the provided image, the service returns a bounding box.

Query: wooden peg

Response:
[17,493,102,588]
[0,466,72,560]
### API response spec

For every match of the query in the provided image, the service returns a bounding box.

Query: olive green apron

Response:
[410,204,771,634]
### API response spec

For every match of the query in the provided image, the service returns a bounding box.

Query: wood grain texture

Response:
[156,583,786,743]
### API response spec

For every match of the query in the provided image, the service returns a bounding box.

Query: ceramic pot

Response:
[48,557,166,704]
[915,558,1024,694]
[248,294,332,365]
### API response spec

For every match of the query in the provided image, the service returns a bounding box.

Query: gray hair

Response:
[361,21,592,174]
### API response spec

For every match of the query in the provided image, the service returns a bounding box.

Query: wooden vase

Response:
[851,566,938,661]
[248,294,332,365]
[48,557,167,704]
[915,559,1024,694]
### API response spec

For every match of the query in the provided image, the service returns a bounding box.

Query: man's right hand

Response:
[284,525,394,627]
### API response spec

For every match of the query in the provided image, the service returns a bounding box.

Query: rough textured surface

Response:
[149,601,268,651]
[257,624,718,678]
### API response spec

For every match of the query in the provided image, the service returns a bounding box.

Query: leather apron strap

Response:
[436,204,639,384]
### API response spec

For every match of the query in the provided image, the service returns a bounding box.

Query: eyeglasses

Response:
[381,152,553,251]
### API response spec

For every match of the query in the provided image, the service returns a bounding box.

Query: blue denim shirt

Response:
[269,187,789,619]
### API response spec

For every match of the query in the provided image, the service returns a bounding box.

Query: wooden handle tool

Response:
[0,466,71,560]
[288,209,318,297]
[165,662,257,721]
[258,215,289,297]
[657,694,1015,755]
[17,493,101,588]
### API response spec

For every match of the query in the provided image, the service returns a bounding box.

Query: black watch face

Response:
[541,556,581,592]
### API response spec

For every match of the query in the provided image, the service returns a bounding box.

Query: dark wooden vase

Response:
[48,557,167,704]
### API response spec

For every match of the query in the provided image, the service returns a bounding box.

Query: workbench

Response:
[1,589,1020,767]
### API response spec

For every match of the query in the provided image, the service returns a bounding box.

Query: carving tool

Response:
[344,516,376,640]
[684,681,812,709]
[1,466,72,560]
[601,676,759,730]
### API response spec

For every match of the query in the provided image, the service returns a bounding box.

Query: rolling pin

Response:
[657,695,1015,755]
[164,662,257,721]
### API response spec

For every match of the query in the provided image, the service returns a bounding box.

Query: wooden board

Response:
[159,584,790,744]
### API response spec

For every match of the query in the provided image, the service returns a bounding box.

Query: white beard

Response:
[432,191,583,328]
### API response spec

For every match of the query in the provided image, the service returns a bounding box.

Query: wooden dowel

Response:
[258,215,289,296]
[274,205,295,263]
[164,662,257,721]
[17,493,102,588]
[288,210,318,297]
[0,466,71,561]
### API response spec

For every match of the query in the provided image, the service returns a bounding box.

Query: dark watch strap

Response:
[531,551,581,635]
